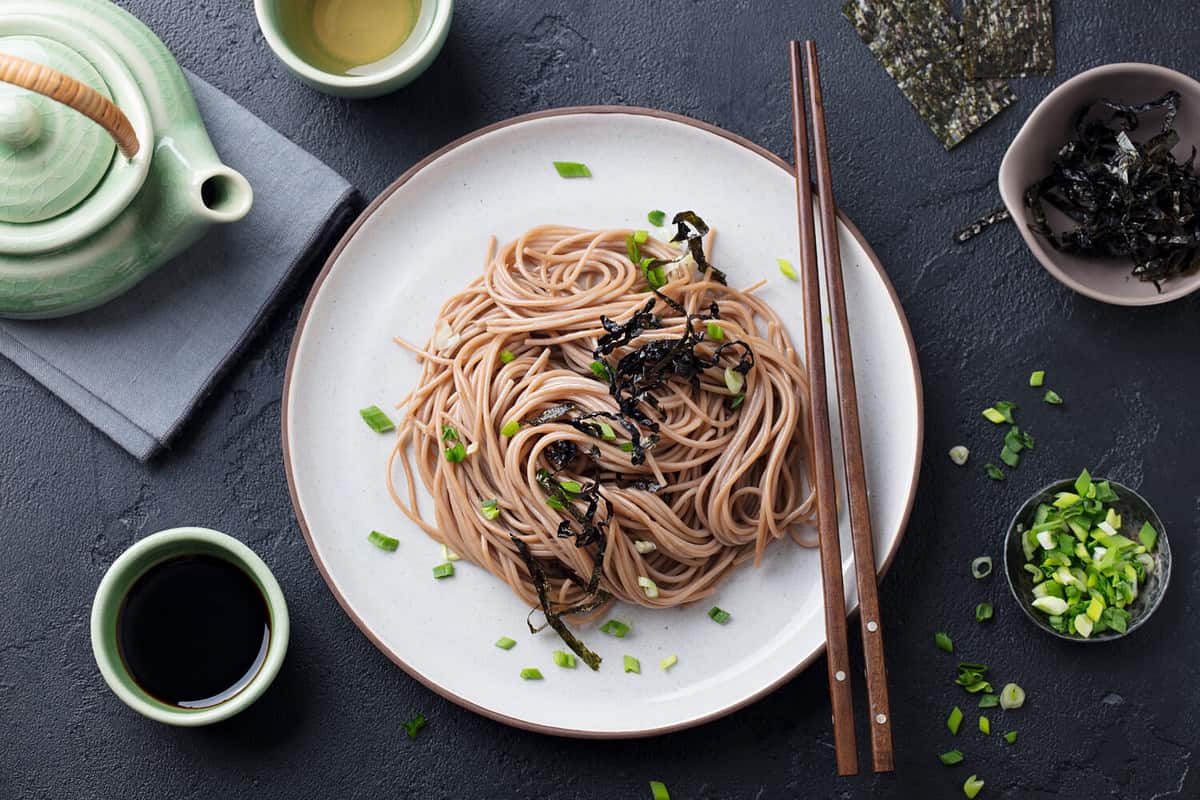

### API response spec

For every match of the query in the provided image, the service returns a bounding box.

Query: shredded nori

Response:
[842,0,1015,150]
[962,0,1055,79]
[511,536,606,671]
[1024,91,1200,287]
[954,207,1011,243]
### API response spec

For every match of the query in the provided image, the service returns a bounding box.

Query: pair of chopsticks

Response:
[788,40,894,776]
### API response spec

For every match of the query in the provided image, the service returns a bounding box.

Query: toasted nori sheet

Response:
[842,0,1016,150]
[962,0,1055,79]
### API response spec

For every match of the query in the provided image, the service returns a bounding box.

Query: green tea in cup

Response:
[274,0,423,76]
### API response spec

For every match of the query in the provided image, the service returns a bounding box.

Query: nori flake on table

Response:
[842,0,1016,150]
[962,0,1055,79]
[955,207,1011,243]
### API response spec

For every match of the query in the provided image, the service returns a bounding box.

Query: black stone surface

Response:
[3,2,1199,798]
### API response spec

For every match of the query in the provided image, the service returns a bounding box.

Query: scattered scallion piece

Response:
[649,780,671,800]
[545,495,566,510]
[708,606,731,624]
[949,445,970,465]
[553,161,591,178]
[553,650,577,669]
[403,713,427,740]
[947,705,964,735]
[984,463,1005,481]
[444,441,467,463]
[660,654,678,671]
[777,258,798,281]
[1043,389,1063,405]
[600,619,631,638]
[495,636,516,650]
[367,530,399,552]
[706,322,724,340]
[939,749,965,766]
[975,602,993,622]
[499,350,516,364]
[501,420,520,437]
[619,441,636,452]
[1138,521,1158,551]
[432,562,454,579]
[441,544,461,561]
[999,683,1025,710]
[979,715,990,735]
[520,667,544,680]
[633,229,649,244]
[637,576,660,599]
[729,394,745,410]
[633,540,657,554]
[359,405,395,433]
[590,360,611,380]
[978,693,999,708]
[935,632,954,653]
[963,774,984,799]
[1029,370,1045,387]
[480,498,500,521]
[624,655,641,674]
[647,210,667,227]
[597,421,616,441]
[981,407,1006,424]
[1003,730,1018,744]
[1000,447,1020,468]
[971,556,993,579]
[724,367,744,395]
[559,480,583,494]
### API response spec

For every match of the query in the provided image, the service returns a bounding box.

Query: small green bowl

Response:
[1003,478,1171,643]
[90,527,289,726]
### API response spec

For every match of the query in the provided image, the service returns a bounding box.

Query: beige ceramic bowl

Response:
[999,63,1200,306]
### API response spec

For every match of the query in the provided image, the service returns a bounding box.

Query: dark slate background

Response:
[3,1,1198,798]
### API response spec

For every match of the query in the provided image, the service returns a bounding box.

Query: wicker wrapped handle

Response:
[0,52,139,158]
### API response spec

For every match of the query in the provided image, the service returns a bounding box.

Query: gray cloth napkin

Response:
[0,72,356,460]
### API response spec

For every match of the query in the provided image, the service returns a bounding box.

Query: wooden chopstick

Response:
[798,39,896,774]
[788,40,858,778]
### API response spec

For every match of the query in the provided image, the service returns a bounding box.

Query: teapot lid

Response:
[0,35,116,224]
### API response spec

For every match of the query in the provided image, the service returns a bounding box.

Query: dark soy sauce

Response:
[117,554,270,709]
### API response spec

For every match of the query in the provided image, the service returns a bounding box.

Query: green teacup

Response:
[90,527,289,726]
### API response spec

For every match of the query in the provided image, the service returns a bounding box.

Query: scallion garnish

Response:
[724,367,744,395]
[633,229,649,244]
[480,499,500,521]
[999,683,1025,710]
[971,556,992,579]
[1043,389,1063,405]
[403,713,427,740]
[1003,730,1017,744]
[520,667,544,680]
[978,693,999,708]
[623,655,641,674]
[619,441,635,452]
[500,350,516,364]
[553,650,577,669]
[367,530,399,552]
[633,539,657,554]
[597,421,616,441]
[935,632,953,653]
[589,360,611,380]
[708,606,731,624]
[359,405,395,433]
[600,619,630,638]
[432,562,454,579]
[647,210,667,227]
[939,750,964,766]
[979,715,990,735]
[441,543,461,561]
[963,775,984,799]
[444,441,467,463]
[559,480,583,494]
[660,654,678,671]
[947,705,963,735]
[729,394,745,410]
[777,258,799,281]
[495,636,517,650]
[1138,521,1158,551]
[1029,370,1045,387]
[552,161,591,178]
[984,463,1005,481]
[975,602,993,622]
[949,445,969,465]
[706,321,724,340]
[501,420,520,437]
[637,576,660,599]
[545,495,566,510]
[649,780,671,800]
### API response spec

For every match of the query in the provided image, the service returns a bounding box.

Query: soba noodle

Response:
[387,223,817,624]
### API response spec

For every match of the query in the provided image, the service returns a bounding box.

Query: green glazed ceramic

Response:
[0,0,253,319]
[91,527,289,726]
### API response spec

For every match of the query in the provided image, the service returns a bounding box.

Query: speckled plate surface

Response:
[282,108,923,738]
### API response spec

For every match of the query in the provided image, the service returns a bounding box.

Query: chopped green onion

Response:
[633,540,657,554]
[499,350,516,364]
[649,780,671,800]
[432,562,455,579]
[999,683,1025,710]
[600,619,631,638]
[984,463,1005,481]
[597,421,616,441]
[978,693,999,708]
[444,441,467,463]
[637,576,660,599]
[1003,730,1017,744]
[441,543,461,561]
[633,229,649,244]
[706,322,724,340]
[708,606,731,624]
[660,654,678,671]
[520,667,544,680]
[647,210,667,227]
[367,530,399,552]
[971,556,993,579]
[1138,521,1158,551]
[624,655,641,674]
[729,394,745,410]
[590,360,611,380]
[979,715,990,735]
[553,650,577,669]
[994,400,1016,421]
[724,367,744,395]
[441,425,459,441]
[495,636,516,650]
[402,713,427,740]
[975,602,993,622]
[545,495,566,510]
[1000,447,1020,468]
[552,161,591,178]
[479,499,500,521]
[1074,613,1094,638]
[935,632,954,653]
[1044,389,1063,405]
[963,775,984,799]
[939,749,964,766]
[1075,468,1092,497]
[981,407,1006,424]
[947,705,964,735]
[646,265,667,289]
[619,441,636,452]
[501,420,520,437]
[949,445,970,465]
[559,480,583,494]
[359,405,395,433]
[777,258,798,281]
[1031,596,1068,615]
[1030,370,1045,387]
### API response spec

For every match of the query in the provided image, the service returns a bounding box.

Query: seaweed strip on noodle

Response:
[962,0,1055,79]
[841,0,1015,150]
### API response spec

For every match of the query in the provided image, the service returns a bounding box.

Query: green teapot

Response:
[0,0,253,319]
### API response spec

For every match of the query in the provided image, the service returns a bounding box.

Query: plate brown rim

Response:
[280,105,925,739]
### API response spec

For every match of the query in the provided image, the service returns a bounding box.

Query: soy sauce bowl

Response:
[1003,478,1172,642]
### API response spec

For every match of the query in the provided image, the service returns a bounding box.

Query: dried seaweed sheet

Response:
[842,0,1015,150]
[963,0,1055,79]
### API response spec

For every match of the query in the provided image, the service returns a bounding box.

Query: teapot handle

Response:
[0,52,140,159]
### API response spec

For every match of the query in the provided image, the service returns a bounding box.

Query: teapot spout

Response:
[192,166,253,224]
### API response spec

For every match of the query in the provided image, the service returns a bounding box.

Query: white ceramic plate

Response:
[283,108,923,738]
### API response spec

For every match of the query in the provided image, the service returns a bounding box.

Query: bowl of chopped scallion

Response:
[1004,470,1171,642]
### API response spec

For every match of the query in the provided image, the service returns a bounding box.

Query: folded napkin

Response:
[0,72,357,460]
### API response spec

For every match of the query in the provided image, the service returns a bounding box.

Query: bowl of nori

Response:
[1003,477,1172,643]
[999,62,1200,306]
